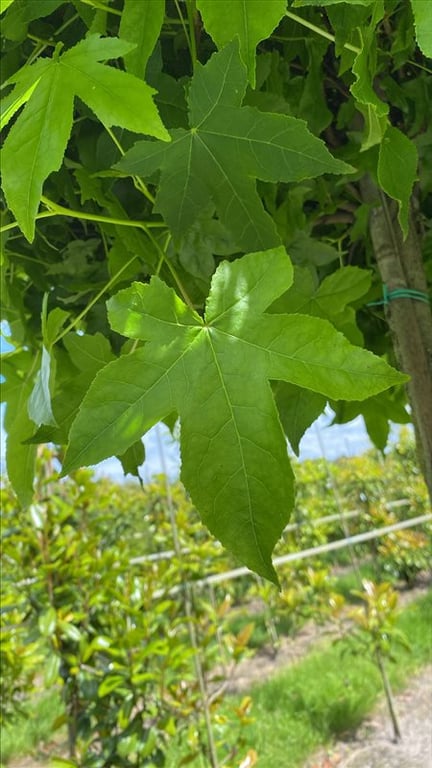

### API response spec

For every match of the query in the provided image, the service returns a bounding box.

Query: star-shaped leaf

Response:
[2,35,170,241]
[116,41,354,252]
[63,248,405,582]
[195,0,287,87]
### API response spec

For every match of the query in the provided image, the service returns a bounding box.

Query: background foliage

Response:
[1,436,430,765]
[1,0,431,574]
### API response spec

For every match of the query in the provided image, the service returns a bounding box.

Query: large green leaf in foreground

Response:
[116,41,353,252]
[64,248,406,582]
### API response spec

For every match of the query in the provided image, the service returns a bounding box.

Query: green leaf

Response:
[274,382,325,455]
[64,248,405,581]
[2,67,74,243]
[63,331,114,375]
[58,620,81,642]
[270,265,372,450]
[356,103,389,153]
[298,40,333,134]
[119,0,165,79]
[24,333,115,446]
[3,354,37,506]
[82,635,111,662]
[273,265,372,318]
[0,75,41,131]
[28,346,57,427]
[2,35,169,241]
[332,390,410,452]
[39,606,57,637]
[98,675,126,697]
[352,33,387,115]
[377,126,418,238]
[293,0,373,5]
[44,307,70,348]
[0,0,16,13]
[117,440,145,479]
[349,4,389,150]
[62,36,169,137]
[410,0,432,57]
[1,0,63,41]
[117,41,354,252]
[286,232,341,268]
[44,653,61,687]
[196,0,287,87]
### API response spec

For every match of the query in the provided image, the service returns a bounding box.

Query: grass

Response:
[0,689,64,764]
[233,590,432,768]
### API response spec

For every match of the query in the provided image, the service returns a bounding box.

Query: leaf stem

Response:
[144,225,195,311]
[174,0,196,69]
[25,12,80,64]
[26,41,49,67]
[79,0,122,16]
[132,177,156,204]
[104,125,125,157]
[285,10,361,54]
[104,126,156,204]
[27,34,56,48]
[52,255,138,345]
[0,198,166,235]
[407,60,432,75]
[0,212,57,233]
[2,201,194,311]
[185,0,199,68]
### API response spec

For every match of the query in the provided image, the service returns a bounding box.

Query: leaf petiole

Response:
[104,126,156,204]
[185,0,199,68]
[52,255,139,345]
[0,212,57,233]
[174,0,196,69]
[79,0,122,16]
[285,10,360,55]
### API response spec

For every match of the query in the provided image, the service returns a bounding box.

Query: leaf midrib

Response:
[205,330,267,572]
[212,322,399,383]
[23,67,60,232]
[195,132,268,245]
[199,122,340,170]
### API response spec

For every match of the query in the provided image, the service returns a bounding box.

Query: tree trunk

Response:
[361,181,432,503]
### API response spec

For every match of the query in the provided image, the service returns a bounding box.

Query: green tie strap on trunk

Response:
[367,285,430,307]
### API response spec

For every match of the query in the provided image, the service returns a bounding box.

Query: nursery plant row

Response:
[1,436,430,766]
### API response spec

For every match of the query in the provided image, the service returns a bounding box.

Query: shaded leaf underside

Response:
[64,248,405,582]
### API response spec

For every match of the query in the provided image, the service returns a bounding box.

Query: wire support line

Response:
[128,498,412,565]
[150,513,432,597]
[7,511,431,613]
